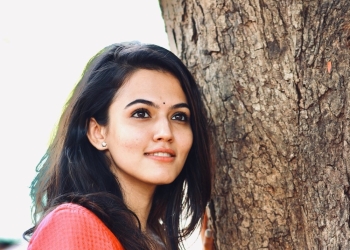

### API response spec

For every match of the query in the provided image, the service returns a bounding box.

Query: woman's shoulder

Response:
[40,203,101,224]
[28,203,123,250]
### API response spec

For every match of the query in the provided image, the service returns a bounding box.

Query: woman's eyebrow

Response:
[170,103,190,110]
[125,99,159,109]
[125,99,189,110]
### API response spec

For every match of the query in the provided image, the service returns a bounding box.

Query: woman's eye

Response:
[132,109,150,118]
[172,112,188,121]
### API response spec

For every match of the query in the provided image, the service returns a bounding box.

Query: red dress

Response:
[28,203,124,250]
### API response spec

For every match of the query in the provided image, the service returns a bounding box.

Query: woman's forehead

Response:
[113,69,187,104]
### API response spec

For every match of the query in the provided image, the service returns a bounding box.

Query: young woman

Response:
[24,42,213,249]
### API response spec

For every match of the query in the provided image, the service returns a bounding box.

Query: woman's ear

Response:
[87,118,107,150]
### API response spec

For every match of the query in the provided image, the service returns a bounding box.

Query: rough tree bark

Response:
[159,0,350,249]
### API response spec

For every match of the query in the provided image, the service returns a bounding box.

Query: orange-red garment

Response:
[28,203,124,250]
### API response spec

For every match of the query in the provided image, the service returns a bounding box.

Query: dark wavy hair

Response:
[24,42,212,249]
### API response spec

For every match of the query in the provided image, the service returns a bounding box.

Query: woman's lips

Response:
[145,148,175,156]
[144,148,176,162]
[146,152,173,157]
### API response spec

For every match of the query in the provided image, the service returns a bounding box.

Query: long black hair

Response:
[24,42,212,249]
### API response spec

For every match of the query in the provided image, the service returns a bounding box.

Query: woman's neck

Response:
[124,188,154,231]
[118,178,156,231]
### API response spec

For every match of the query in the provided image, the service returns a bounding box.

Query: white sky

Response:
[0,0,169,241]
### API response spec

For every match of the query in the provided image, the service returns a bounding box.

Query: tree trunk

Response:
[159,0,350,249]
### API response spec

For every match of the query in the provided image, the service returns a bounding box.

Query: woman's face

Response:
[103,69,193,190]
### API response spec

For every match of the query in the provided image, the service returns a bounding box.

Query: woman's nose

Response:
[153,118,174,142]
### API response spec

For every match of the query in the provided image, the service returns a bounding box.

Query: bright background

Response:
[0,0,202,248]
